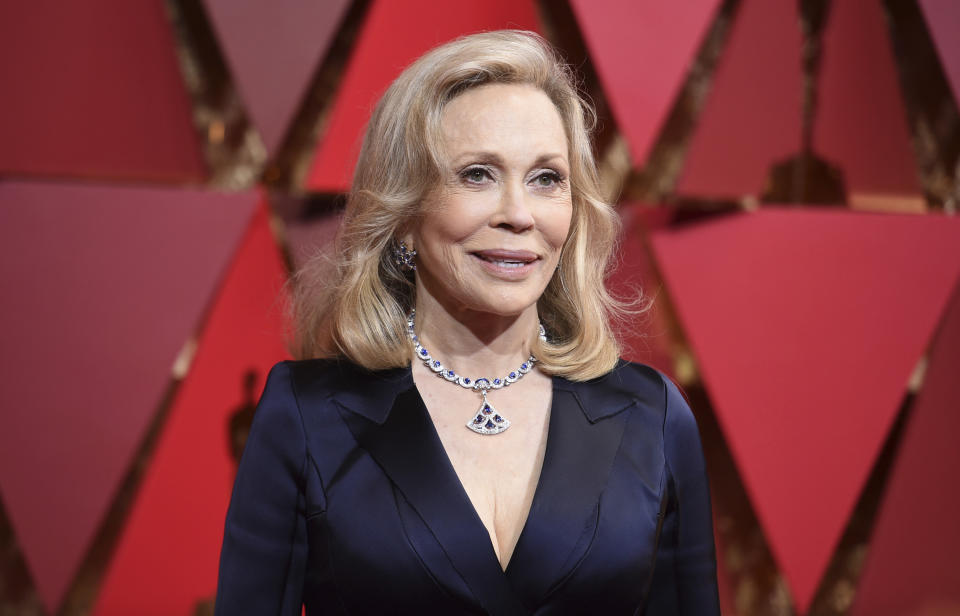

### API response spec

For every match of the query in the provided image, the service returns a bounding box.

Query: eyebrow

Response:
[450,151,569,167]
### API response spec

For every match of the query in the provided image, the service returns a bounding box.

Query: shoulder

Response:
[619,361,709,480]
[278,356,356,386]
[251,358,351,424]
[270,357,413,423]
[556,359,665,417]
[619,359,697,420]
[275,357,397,396]
[602,358,670,399]
[561,359,701,436]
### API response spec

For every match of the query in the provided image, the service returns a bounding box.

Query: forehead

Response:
[438,83,568,161]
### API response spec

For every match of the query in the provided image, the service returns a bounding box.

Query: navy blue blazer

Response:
[214,358,721,615]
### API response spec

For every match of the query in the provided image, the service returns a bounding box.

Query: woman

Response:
[215,30,720,615]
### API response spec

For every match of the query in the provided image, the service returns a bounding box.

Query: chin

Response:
[463,289,544,317]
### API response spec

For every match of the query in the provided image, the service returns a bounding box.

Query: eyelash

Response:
[458,166,567,188]
[460,166,492,183]
[534,170,565,188]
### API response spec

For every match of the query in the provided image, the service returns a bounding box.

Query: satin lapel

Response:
[505,378,633,607]
[338,385,529,616]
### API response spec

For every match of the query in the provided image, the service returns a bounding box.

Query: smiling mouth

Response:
[470,250,540,269]
[473,255,533,268]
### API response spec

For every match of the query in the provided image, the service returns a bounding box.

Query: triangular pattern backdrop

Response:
[569,0,722,169]
[203,0,353,156]
[851,282,960,615]
[0,1,206,182]
[1,1,958,614]
[0,182,257,612]
[305,0,541,192]
[812,0,921,201]
[674,0,803,199]
[919,0,960,106]
[93,199,289,615]
[650,209,960,612]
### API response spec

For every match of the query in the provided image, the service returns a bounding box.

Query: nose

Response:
[492,180,535,232]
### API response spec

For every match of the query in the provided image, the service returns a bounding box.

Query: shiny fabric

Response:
[214,358,721,615]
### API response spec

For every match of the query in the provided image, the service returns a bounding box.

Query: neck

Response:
[411,295,540,379]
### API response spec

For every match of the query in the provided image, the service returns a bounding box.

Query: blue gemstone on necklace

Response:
[405,310,537,435]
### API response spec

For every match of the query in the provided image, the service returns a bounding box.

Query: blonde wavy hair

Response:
[289,29,641,380]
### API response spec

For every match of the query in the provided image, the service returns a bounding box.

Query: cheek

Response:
[545,206,574,250]
[420,222,469,260]
[420,197,491,251]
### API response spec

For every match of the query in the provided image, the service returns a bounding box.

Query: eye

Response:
[460,166,492,184]
[532,170,565,188]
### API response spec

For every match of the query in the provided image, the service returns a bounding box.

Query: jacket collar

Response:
[330,358,641,425]
[325,359,642,612]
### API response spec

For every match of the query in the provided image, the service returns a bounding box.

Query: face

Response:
[408,83,573,319]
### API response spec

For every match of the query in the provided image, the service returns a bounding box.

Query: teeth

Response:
[476,254,531,267]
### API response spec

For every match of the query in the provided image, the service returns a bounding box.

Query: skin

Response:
[406,83,574,571]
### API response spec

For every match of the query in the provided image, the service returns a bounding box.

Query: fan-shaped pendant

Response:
[466,392,510,435]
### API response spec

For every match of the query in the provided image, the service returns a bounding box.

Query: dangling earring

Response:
[393,239,417,271]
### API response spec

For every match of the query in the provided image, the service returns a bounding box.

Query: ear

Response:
[397,226,416,251]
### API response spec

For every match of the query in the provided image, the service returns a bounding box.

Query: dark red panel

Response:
[284,209,343,270]
[852,281,960,615]
[304,0,540,193]
[650,208,960,613]
[0,1,206,182]
[919,0,960,107]
[812,0,920,198]
[569,0,722,169]
[607,203,675,374]
[93,199,289,615]
[675,0,803,199]
[0,182,256,612]
[204,0,352,156]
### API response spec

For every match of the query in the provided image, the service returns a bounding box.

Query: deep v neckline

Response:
[333,358,638,612]
[408,373,560,575]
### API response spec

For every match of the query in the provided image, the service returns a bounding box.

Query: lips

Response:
[470,249,539,267]
[469,249,541,279]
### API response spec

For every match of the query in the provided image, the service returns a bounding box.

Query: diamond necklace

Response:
[406,309,547,435]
